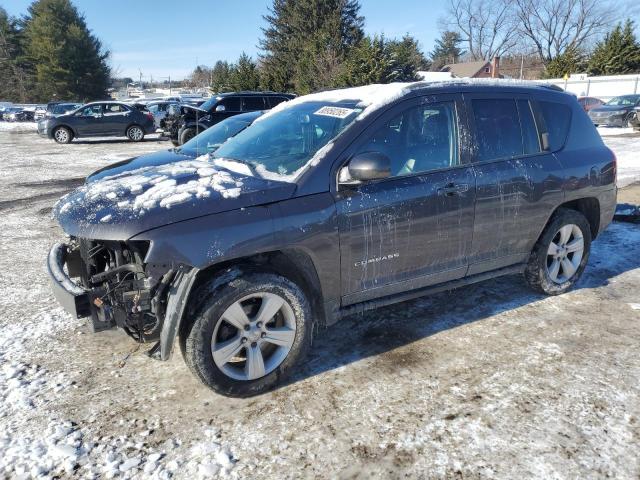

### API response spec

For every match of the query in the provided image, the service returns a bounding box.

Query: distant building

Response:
[440,57,502,79]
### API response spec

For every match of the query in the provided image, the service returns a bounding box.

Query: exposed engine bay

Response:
[65,238,170,343]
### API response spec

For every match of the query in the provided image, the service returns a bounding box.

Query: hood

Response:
[87,149,195,183]
[590,104,633,113]
[181,104,208,115]
[54,156,296,240]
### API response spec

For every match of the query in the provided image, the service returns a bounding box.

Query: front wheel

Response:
[524,208,592,295]
[126,125,145,142]
[179,127,197,145]
[53,126,73,144]
[181,273,313,397]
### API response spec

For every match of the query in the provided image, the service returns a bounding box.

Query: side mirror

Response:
[347,152,391,182]
[215,105,226,112]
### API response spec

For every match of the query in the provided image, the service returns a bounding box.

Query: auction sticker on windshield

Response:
[314,106,357,118]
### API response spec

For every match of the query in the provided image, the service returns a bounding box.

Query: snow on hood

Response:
[53,154,295,240]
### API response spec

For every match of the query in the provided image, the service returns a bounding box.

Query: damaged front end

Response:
[47,238,194,358]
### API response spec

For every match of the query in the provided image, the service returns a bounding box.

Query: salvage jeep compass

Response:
[48,82,616,397]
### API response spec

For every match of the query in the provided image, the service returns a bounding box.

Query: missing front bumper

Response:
[47,242,91,319]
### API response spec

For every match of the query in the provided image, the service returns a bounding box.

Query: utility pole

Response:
[519,54,524,80]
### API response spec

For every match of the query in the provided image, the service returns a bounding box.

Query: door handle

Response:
[437,182,469,196]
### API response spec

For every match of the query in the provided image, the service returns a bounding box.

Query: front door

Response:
[334,96,476,305]
[74,104,104,136]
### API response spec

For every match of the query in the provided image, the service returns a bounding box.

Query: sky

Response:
[3,0,448,80]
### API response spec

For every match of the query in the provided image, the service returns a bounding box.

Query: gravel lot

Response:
[1,124,639,479]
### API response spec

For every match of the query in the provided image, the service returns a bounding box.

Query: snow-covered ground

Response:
[1,123,640,479]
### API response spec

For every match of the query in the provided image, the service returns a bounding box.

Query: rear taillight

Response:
[611,149,617,184]
[146,112,154,121]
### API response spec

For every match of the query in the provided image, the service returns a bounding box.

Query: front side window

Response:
[217,97,241,112]
[356,102,458,177]
[214,101,362,179]
[78,104,102,117]
[472,99,523,161]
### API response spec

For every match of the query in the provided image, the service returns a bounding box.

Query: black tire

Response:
[180,273,313,397]
[179,127,197,145]
[170,138,180,147]
[524,208,592,295]
[126,125,145,142]
[53,126,73,144]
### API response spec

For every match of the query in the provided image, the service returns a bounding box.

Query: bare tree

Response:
[446,0,518,61]
[513,0,613,63]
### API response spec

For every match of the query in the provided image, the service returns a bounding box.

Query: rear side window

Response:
[242,96,266,111]
[539,101,571,151]
[517,100,541,154]
[266,96,289,108]
[472,99,523,161]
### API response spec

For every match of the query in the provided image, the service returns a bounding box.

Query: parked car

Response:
[166,91,294,146]
[38,101,155,143]
[629,106,640,131]
[48,82,616,397]
[588,94,640,127]
[34,105,48,121]
[577,96,603,112]
[44,102,84,119]
[145,100,180,130]
[88,110,264,182]
[2,107,24,122]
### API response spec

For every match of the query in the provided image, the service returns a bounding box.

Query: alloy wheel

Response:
[211,292,296,381]
[546,224,585,284]
[54,129,69,143]
[128,126,143,141]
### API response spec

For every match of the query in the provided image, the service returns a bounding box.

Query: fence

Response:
[540,73,640,100]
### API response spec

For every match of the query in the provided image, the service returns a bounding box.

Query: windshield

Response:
[199,96,220,112]
[179,114,258,157]
[213,101,362,179]
[606,95,640,106]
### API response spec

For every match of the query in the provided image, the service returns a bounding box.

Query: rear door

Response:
[102,103,131,135]
[465,93,564,274]
[241,96,266,113]
[334,95,476,305]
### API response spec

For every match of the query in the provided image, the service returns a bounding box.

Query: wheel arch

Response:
[536,197,601,246]
[52,123,77,137]
[188,248,328,327]
[157,248,328,362]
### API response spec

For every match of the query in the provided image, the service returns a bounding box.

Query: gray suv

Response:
[48,82,616,396]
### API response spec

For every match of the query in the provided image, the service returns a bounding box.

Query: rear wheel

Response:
[53,126,73,144]
[524,208,591,295]
[126,125,145,142]
[181,273,313,397]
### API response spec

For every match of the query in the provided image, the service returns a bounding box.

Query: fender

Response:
[153,266,199,361]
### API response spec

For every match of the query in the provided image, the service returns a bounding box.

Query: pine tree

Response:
[229,53,261,91]
[430,31,464,70]
[386,35,429,81]
[22,0,110,102]
[210,61,233,92]
[0,7,32,102]
[260,0,364,93]
[543,46,587,78]
[588,20,640,75]
[341,35,392,86]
